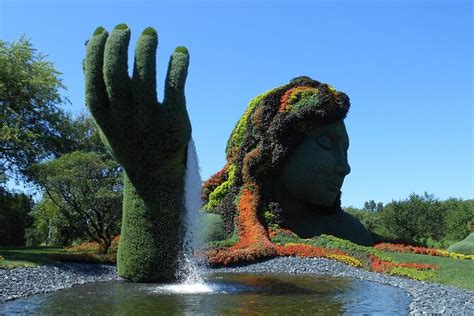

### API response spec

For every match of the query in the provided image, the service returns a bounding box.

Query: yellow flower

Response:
[327,254,362,267]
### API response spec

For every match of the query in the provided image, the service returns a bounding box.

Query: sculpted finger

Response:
[163,46,189,108]
[132,27,158,108]
[104,23,132,117]
[85,27,109,123]
[162,47,191,147]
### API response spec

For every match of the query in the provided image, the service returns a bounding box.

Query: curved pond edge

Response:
[1,257,473,314]
[211,257,474,315]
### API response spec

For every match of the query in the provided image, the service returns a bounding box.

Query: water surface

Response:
[0,273,411,315]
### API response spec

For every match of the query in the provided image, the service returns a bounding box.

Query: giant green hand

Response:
[84,24,191,282]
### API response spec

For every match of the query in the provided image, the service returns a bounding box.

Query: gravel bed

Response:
[1,258,473,314]
[211,257,474,315]
[0,263,120,303]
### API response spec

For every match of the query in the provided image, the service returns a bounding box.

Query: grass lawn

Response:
[1,246,472,291]
[383,251,474,290]
[0,246,67,268]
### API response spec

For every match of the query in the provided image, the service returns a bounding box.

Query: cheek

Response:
[281,153,328,197]
[306,147,336,174]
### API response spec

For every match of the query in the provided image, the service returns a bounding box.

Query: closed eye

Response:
[317,136,332,149]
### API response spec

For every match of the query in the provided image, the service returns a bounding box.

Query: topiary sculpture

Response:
[202,76,373,266]
[447,233,474,255]
[84,24,191,282]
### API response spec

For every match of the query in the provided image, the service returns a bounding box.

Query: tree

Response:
[33,151,122,253]
[363,200,384,212]
[0,188,33,246]
[30,196,81,247]
[381,192,444,243]
[442,198,474,241]
[0,36,70,185]
[57,114,110,156]
[29,114,117,247]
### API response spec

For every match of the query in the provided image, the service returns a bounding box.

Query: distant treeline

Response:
[346,193,473,248]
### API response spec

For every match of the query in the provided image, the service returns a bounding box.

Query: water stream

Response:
[170,137,210,293]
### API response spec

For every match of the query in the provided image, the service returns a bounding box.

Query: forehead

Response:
[307,120,349,141]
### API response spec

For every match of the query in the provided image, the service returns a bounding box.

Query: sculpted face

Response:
[276,120,351,207]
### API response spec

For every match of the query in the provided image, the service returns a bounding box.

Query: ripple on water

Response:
[0,273,411,315]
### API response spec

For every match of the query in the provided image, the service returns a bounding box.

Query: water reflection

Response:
[0,274,410,315]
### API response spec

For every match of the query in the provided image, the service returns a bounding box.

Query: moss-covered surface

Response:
[84,25,191,282]
[447,233,474,255]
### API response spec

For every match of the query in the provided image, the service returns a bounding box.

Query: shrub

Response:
[201,213,227,242]
[447,233,474,255]
[381,193,444,243]
[442,198,473,242]
[65,235,120,254]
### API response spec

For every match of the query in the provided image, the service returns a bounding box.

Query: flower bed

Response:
[207,228,440,281]
[374,243,474,260]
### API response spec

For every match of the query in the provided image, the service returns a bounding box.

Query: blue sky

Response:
[1,0,472,208]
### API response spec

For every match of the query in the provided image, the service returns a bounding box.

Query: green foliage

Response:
[314,234,392,261]
[56,114,111,156]
[114,23,128,30]
[442,198,473,241]
[0,190,33,246]
[270,229,303,245]
[422,237,456,250]
[33,151,122,253]
[225,89,275,157]
[205,164,236,210]
[142,27,157,36]
[0,37,69,184]
[363,200,384,212]
[345,207,393,241]
[346,208,378,231]
[387,266,436,281]
[447,233,474,255]
[380,193,445,243]
[264,211,277,227]
[26,114,111,247]
[31,196,80,246]
[85,26,191,281]
[270,231,390,261]
[93,27,105,36]
[206,234,239,248]
[346,195,473,248]
[201,213,227,242]
[174,46,188,54]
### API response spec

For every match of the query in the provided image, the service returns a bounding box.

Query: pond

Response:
[0,273,411,315]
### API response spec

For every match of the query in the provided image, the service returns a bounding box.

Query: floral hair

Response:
[203,76,350,250]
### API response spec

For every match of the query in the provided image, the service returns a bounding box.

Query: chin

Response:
[310,199,336,209]
[307,191,340,212]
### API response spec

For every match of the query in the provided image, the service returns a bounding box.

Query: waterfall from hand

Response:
[174,137,208,288]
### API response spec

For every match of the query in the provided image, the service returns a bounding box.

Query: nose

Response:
[334,163,351,175]
[334,150,351,175]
